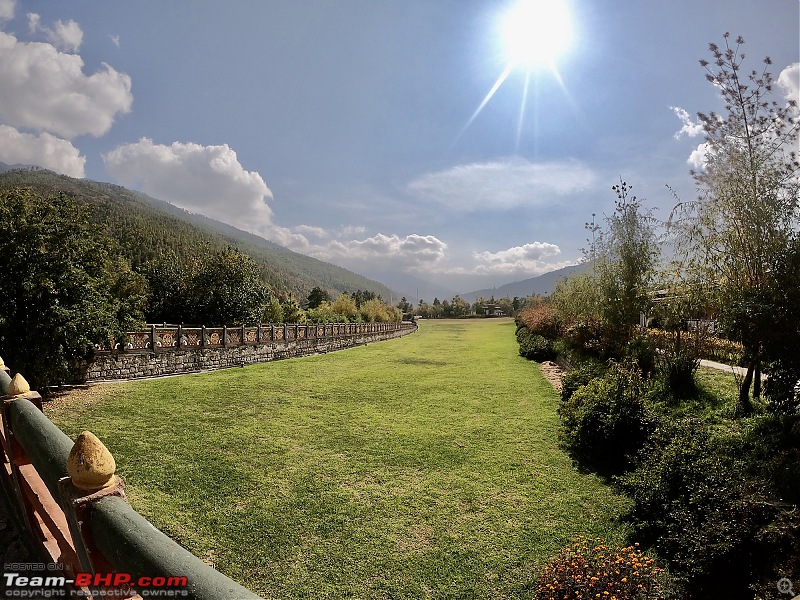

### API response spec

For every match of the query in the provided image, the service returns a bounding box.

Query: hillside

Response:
[460,262,590,303]
[0,168,396,301]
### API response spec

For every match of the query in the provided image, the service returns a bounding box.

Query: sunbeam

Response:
[453,64,514,147]
[515,71,531,153]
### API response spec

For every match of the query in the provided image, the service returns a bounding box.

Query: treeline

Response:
[405,295,532,318]
[525,36,799,599]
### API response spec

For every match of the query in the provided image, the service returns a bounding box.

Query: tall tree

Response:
[672,34,800,412]
[306,286,331,309]
[0,189,147,387]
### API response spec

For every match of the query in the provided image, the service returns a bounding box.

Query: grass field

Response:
[47,318,629,599]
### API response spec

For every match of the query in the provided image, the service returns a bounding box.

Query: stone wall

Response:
[85,322,416,382]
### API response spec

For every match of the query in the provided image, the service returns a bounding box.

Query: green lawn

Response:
[48,318,629,599]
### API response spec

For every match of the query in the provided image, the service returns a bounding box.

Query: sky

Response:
[1,0,798,300]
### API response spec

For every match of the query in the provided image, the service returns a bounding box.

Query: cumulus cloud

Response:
[0,31,131,138]
[778,62,799,105]
[0,124,85,176]
[407,158,598,211]
[27,13,84,52]
[0,0,14,22]
[103,138,274,234]
[270,229,448,272]
[670,106,704,139]
[471,242,568,276]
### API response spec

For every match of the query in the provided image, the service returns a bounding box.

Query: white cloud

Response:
[27,12,83,52]
[103,138,274,234]
[334,233,447,269]
[0,31,131,138]
[109,34,120,47]
[778,62,799,106]
[471,242,568,276]
[294,224,328,238]
[687,141,712,171]
[670,106,704,139]
[407,158,598,211]
[0,124,85,177]
[0,0,14,22]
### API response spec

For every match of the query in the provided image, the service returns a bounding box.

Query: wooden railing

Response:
[0,361,262,599]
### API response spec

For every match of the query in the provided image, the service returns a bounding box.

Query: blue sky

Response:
[1,0,798,299]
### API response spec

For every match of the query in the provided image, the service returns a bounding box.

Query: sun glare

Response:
[500,0,573,69]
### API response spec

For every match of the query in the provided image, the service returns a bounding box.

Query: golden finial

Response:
[8,373,30,397]
[67,431,117,491]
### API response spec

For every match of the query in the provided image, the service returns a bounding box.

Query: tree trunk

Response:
[753,361,761,399]
[738,360,755,415]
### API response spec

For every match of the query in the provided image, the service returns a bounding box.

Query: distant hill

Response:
[460,262,591,303]
[0,161,42,174]
[0,168,397,301]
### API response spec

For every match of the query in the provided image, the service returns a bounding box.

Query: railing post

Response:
[222,325,227,347]
[241,324,246,345]
[150,325,157,353]
[177,324,182,349]
[58,431,128,576]
[201,325,206,347]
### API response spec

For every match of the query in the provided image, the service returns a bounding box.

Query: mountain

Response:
[0,168,398,301]
[460,262,591,303]
[0,161,42,174]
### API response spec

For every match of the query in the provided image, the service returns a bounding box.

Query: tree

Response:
[140,251,187,324]
[594,180,660,356]
[671,34,800,412]
[306,286,331,309]
[0,189,147,387]
[185,248,268,325]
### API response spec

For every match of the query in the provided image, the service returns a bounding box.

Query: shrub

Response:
[559,362,652,473]
[627,334,657,378]
[517,303,560,339]
[532,535,672,600]
[619,418,800,598]
[516,327,556,362]
[560,361,606,403]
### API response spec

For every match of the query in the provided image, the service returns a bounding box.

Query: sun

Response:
[500,0,573,70]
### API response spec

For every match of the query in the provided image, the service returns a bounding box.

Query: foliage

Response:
[306,286,331,309]
[516,328,556,362]
[559,361,652,473]
[516,303,560,340]
[618,417,800,598]
[591,181,660,357]
[0,188,146,387]
[304,302,352,324]
[532,536,672,600]
[261,296,284,323]
[669,34,800,412]
[330,293,358,321]
[280,297,307,324]
[560,361,607,403]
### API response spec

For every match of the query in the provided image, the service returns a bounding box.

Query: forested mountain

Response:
[0,168,396,301]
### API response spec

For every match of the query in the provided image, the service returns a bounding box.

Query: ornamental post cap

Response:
[8,373,30,396]
[68,431,117,491]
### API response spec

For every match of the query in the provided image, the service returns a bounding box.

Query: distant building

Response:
[482,303,505,317]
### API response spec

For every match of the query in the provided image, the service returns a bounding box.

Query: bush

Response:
[560,361,606,403]
[658,351,699,399]
[532,535,672,600]
[516,303,560,339]
[619,418,800,598]
[627,334,657,378]
[516,327,556,362]
[559,362,652,473]
[764,358,800,415]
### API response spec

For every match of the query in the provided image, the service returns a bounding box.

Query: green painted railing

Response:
[0,363,262,599]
